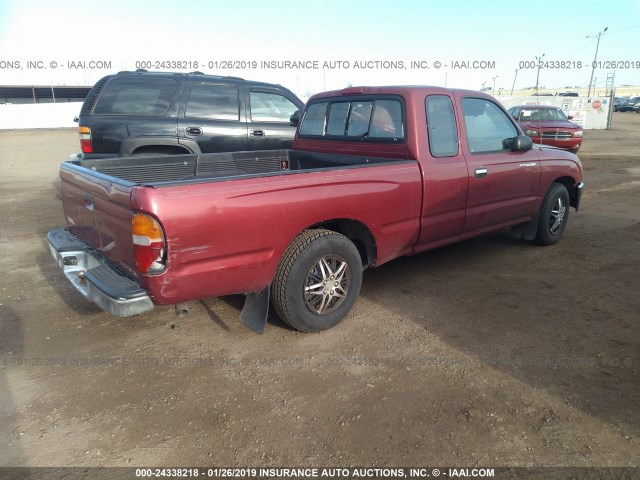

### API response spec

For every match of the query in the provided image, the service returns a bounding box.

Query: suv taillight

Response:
[79,125,92,153]
[132,213,166,273]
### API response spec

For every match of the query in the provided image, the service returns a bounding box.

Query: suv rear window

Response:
[299,98,404,140]
[93,78,177,116]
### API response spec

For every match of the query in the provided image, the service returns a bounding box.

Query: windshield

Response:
[520,108,568,122]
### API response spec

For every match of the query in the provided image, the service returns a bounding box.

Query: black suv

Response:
[76,70,305,158]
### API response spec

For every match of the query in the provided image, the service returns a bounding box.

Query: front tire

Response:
[272,229,363,332]
[535,183,570,245]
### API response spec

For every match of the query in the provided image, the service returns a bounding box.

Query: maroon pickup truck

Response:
[48,86,584,333]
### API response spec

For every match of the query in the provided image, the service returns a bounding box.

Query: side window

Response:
[250,91,299,122]
[461,98,517,153]
[93,78,177,116]
[299,102,327,136]
[185,84,239,120]
[425,95,458,157]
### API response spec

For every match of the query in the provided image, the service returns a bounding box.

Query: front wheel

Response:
[272,229,363,332]
[535,183,570,246]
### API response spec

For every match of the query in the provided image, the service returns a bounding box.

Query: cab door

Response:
[454,95,541,233]
[246,87,302,150]
[178,82,248,153]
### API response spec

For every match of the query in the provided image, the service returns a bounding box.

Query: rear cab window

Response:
[299,96,405,141]
[93,77,178,116]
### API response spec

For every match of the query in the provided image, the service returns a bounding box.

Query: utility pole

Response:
[511,69,518,95]
[587,27,608,98]
[535,53,545,93]
[492,75,498,95]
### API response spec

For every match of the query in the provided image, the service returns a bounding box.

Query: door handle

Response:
[475,168,488,178]
[250,130,265,137]
[185,127,203,136]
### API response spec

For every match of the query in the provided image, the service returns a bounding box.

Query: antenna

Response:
[538,106,543,150]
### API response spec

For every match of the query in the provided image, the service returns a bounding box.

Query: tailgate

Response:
[60,164,138,276]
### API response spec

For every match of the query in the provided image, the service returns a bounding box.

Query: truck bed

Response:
[68,149,408,186]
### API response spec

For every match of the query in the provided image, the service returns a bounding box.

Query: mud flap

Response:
[240,286,270,334]
[510,213,540,241]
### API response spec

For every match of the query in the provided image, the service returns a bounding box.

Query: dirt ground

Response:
[1,113,639,470]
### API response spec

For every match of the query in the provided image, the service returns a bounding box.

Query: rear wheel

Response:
[535,183,570,245]
[272,229,362,332]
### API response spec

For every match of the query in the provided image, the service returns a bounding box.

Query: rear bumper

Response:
[47,227,154,317]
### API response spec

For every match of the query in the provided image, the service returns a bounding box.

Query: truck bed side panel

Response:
[131,163,422,304]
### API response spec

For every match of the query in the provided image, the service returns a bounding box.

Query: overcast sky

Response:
[1,0,639,96]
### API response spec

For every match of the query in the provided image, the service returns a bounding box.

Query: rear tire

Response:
[272,229,362,332]
[535,183,570,246]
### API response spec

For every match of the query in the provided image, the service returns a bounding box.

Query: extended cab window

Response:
[425,95,458,157]
[462,98,517,153]
[185,84,239,120]
[93,78,177,116]
[250,91,299,122]
[299,98,403,140]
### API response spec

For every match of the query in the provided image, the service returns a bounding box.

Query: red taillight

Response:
[79,125,92,153]
[80,139,93,153]
[132,213,166,273]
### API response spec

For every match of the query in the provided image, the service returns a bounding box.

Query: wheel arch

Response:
[120,137,201,156]
[306,219,377,269]
[552,176,580,209]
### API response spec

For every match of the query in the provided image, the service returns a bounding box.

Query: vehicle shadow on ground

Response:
[360,225,639,438]
[0,305,27,466]
[200,295,296,333]
[35,251,104,317]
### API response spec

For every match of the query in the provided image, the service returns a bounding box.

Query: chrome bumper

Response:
[47,227,154,317]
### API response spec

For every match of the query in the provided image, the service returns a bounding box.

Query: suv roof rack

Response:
[114,70,244,81]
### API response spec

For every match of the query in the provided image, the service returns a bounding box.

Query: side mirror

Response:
[73,116,79,123]
[503,135,533,152]
[290,110,301,126]
[567,115,574,120]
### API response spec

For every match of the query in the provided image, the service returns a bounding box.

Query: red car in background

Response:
[508,105,583,152]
